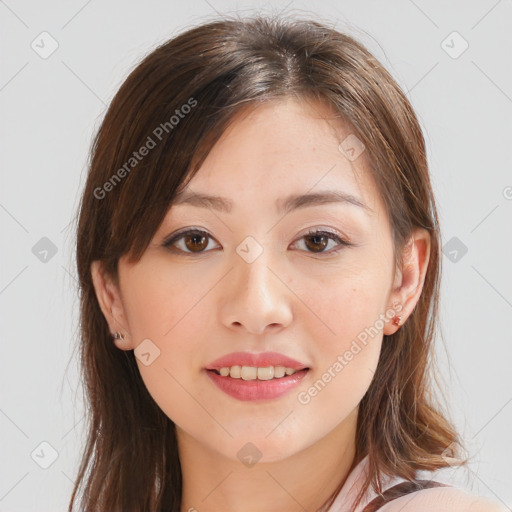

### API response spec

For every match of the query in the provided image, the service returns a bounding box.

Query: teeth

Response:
[216,365,301,380]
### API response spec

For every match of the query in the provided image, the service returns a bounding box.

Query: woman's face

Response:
[95,98,419,463]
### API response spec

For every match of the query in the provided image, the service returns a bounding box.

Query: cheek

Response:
[292,298,383,431]
[120,255,208,340]
[292,257,390,403]
[294,254,391,345]
[118,261,216,422]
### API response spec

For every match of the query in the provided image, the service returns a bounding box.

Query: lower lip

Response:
[205,369,309,401]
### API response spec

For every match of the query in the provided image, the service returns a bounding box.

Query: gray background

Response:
[1,1,511,510]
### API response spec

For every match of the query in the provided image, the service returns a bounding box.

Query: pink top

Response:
[327,455,508,511]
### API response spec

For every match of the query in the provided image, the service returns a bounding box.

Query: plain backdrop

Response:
[1,1,511,511]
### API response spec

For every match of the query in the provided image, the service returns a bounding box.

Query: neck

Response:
[178,407,358,512]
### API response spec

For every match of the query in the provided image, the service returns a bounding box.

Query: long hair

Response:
[69,13,466,512]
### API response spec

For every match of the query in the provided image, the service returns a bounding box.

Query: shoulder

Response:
[379,486,509,512]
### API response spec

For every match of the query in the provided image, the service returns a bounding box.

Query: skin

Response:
[91,97,431,512]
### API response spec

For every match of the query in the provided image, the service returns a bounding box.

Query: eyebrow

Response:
[172,190,372,214]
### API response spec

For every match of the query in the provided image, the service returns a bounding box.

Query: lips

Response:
[205,351,310,371]
[205,367,309,401]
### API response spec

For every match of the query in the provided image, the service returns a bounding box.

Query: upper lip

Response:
[205,351,310,371]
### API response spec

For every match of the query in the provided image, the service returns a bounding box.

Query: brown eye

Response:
[294,229,351,255]
[183,233,208,252]
[163,229,218,254]
[304,233,329,253]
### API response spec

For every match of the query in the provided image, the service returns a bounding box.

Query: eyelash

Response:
[162,227,353,256]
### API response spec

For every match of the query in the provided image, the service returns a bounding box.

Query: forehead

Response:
[176,98,383,216]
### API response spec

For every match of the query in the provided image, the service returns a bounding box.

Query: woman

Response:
[69,14,506,512]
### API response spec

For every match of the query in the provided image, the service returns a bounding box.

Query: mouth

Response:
[204,351,311,401]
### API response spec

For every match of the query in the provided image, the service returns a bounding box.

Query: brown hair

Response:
[69,13,466,512]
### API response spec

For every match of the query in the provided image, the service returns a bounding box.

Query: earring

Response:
[392,315,402,327]
[112,331,125,341]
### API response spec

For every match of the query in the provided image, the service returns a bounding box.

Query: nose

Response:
[219,246,293,335]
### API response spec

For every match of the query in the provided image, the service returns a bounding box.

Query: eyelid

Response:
[298,226,347,240]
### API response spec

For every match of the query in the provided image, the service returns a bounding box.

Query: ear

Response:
[383,228,431,335]
[90,260,133,351]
